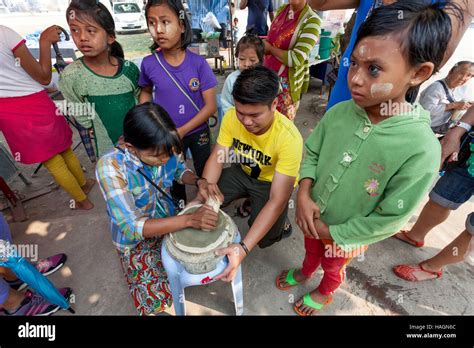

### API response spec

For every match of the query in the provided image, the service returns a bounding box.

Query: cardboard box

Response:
[207,39,220,57]
[199,43,208,55]
[189,43,208,56]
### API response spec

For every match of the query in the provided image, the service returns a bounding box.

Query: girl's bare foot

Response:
[73,198,94,210]
[81,179,96,194]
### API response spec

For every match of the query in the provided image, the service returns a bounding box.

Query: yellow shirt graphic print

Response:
[217,108,303,183]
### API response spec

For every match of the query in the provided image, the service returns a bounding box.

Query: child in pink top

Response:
[0,25,94,210]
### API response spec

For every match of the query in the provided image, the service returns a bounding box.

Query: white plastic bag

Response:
[202,12,221,29]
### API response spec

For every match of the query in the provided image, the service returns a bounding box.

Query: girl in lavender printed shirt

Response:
[139,0,218,204]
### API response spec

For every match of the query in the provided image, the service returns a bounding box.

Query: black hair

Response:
[235,34,264,62]
[66,0,124,61]
[232,66,279,106]
[123,102,183,155]
[449,60,474,74]
[145,0,192,51]
[355,1,464,101]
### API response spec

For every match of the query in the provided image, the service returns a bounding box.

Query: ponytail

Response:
[110,41,124,59]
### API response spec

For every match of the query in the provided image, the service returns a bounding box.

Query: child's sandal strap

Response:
[303,294,325,310]
[285,269,300,286]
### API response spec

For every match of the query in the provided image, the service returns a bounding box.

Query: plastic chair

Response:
[161,231,244,316]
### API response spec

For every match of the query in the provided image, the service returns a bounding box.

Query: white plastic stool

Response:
[162,232,244,316]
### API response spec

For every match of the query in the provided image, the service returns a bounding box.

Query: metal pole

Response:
[228,0,235,70]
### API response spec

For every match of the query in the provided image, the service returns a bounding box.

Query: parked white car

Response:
[113,2,147,34]
[0,5,9,14]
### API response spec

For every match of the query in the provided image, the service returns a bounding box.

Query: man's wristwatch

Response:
[455,121,472,132]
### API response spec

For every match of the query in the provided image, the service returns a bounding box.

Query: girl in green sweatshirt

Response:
[275,2,463,315]
[59,1,140,158]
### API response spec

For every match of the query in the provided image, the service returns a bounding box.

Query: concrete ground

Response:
[1,74,473,316]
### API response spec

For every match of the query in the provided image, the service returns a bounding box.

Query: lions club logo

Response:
[189,78,200,91]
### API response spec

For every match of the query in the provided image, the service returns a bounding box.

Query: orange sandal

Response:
[293,293,333,316]
[393,230,425,248]
[276,269,304,291]
[393,263,442,281]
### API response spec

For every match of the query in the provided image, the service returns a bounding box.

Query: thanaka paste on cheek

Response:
[370,83,393,98]
[149,24,157,39]
[163,21,179,35]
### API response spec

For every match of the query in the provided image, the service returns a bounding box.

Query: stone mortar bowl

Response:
[164,204,237,274]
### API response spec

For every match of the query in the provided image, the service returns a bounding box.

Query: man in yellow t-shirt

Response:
[195,66,303,282]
